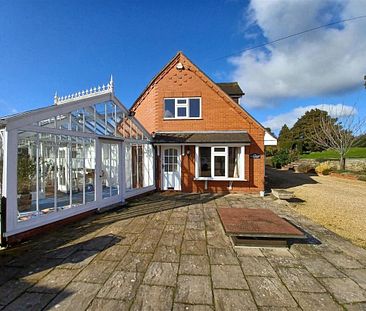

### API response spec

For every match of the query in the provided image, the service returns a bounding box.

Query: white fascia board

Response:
[264,131,277,146]
[6,93,113,131]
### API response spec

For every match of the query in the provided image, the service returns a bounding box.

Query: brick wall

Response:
[132,53,265,193]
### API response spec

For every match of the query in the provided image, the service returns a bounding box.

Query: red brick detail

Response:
[132,52,265,193]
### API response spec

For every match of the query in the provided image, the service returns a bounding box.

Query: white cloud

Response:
[263,103,356,131]
[231,0,366,108]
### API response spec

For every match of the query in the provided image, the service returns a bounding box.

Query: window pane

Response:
[17,132,38,221]
[57,136,70,209]
[85,138,95,203]
[199,147,211,177]
[214,156,225,176]
[189,99,200,117]
[38,133,56,214]
[214,147,225,152]
[229,147,241,178]
[164,99,175,118]
[177,99,186,104]
[177,107,187,117]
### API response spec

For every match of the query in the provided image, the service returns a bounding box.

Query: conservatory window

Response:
[125,143,154,190]
[196,146,244,180]
[17,131,96,222]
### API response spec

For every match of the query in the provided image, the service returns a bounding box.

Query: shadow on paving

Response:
[0,235,121,309]
[265,166,318,190]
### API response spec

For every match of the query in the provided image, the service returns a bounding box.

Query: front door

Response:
[162,146,181,190]
[100,140,121,199]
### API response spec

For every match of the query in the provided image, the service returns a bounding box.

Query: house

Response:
[131,51,276,193]
[0,52,276,245]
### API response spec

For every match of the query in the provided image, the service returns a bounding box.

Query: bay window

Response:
[164,98,201,119]
[196,146,244,180]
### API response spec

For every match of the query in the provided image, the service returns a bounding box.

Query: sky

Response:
[1,0,366,134]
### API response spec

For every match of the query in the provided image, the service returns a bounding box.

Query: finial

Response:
[54,92,58,105]
[109,74,114,92]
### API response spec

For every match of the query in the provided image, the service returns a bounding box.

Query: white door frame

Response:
[161,145,181,191]
[96,138,124,206]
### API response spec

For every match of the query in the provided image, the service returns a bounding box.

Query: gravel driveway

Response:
[266,167,366,248]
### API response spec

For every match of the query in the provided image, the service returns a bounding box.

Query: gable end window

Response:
[164,98,201,119]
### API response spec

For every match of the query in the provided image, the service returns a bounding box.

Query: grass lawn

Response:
[300,147,366,160]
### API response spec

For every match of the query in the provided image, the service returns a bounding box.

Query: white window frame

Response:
[194,145,245,181]
[164,97,201,120]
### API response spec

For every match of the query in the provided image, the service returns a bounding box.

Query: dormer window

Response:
[164,98,201,119]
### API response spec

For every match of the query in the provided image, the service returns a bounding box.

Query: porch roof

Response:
[152,131,251,144]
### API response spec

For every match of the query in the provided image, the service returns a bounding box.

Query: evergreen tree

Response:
[277,124,293,150]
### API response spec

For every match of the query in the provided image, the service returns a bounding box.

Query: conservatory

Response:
[0,78,154,241]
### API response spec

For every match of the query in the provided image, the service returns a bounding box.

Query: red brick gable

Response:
[131,52,265,136]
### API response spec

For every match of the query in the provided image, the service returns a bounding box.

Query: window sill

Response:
[194,177,247,182]
[163,117,202,121]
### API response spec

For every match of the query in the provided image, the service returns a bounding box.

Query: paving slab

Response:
[301,257,345,278]
[152,245,180,263]
[173,304,214,311]
[96,245,129,261]
[130,285,174,311]
[342,269,366,290]
[213,289,257,311]
[115,252,152,273]
[211,265,248,289]
[143,262,178,287]
[179,255,210,275]
[321,252,363,269]
[319,277,366,303]
[175,275,213,305]
[247,276,298,307]
[3,292,55,311]
[73,260,118,284]
[159,233,183,247]
[28,268,79,294]
[235,247,264,257]
[97,271,143,301]
[291,292,343,311]
[57,250,98,270]
[239,256,277,277]
[276,267,326,293]
[46,281,101,310]
[343,302,366,311]
[86,298,130,311]
[184,229,206,241]
[181,240,207,256]
[208,247,239,265]
[0,279,33,306]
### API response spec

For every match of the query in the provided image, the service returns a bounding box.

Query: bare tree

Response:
[310,105,366,170]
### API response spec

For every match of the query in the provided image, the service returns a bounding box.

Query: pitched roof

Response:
[153,131,250,144]
[216,82,244,97]
[130,51,266,133]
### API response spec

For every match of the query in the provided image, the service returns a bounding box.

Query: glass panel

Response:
[164,99,175,118]
[57,135,70,209]
[229,147,241,178]
[110,143,119,196]
[101,143,111,199]
[102,142,119,198]
[71,137,84,205]
[214,147,225,152]
[95,103,106,135]
[199,147,211,177]
[106,102,116,136]
[0,131,3,198]
[189,98,200,117]
[177,99,187,104]
[57,114,70,130]
[214,156,225,177]
[125,143,132,189]
[38,133,56,215]
[177,107,187,117]
[70,109,83,132]
[17,132,38,221]
[84,106,96,133]
[85,138,96,203]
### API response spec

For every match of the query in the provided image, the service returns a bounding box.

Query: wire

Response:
[211,14,366,61]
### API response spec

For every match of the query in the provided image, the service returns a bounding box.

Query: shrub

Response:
[315,162,332,175]
[271,149,299,168]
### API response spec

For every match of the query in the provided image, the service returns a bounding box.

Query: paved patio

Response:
[0,193,366,310]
